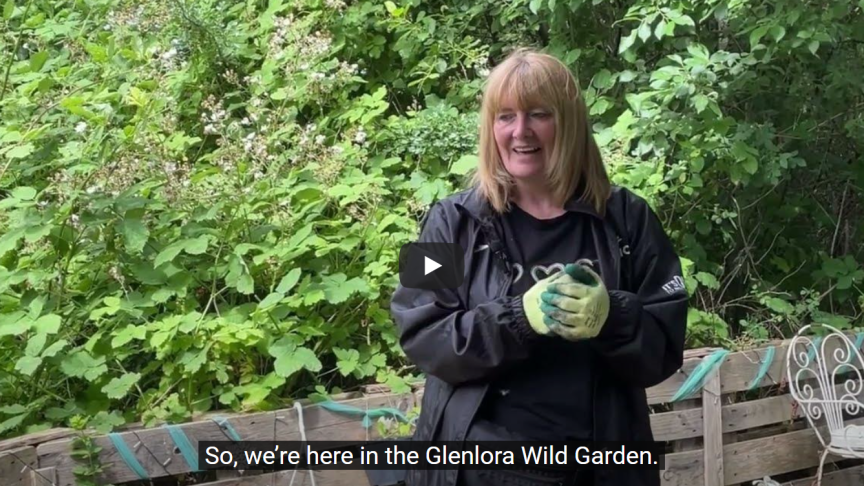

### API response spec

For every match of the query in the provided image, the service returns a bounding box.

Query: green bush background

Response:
[0,0,862,439]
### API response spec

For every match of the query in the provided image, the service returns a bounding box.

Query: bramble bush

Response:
[0,0,862,439]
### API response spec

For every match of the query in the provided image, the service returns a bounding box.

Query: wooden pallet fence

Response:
[3,336,864,486]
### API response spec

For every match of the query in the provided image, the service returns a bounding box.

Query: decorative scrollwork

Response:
[786,324,864,452]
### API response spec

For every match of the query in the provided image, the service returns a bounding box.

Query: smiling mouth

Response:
[513,147,540,154]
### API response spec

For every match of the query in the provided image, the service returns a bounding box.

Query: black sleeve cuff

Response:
[595,290,642,344]
[506,296,544,346]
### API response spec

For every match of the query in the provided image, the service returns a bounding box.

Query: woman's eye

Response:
[531,112,550,118]
[497,113,514,121]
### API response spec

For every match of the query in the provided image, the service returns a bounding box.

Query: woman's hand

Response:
[539,263,610,341]
[522,269,572,336]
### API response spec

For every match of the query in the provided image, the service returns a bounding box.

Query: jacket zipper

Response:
[461,222,514,436]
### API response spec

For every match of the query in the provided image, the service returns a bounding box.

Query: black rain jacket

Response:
[390,185,688,486]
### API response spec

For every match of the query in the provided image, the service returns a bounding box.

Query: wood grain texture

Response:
[0,446,37,486]
[782,463,864,485]
[702,367,723,486]
[649,407,703,442]
[661,417,864,486]
[37,393,413,486]
[0,429,75,454]
[200,469,373,486]
[29,467,57,486]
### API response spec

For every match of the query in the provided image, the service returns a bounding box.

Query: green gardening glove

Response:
[522,269,572,336]
[539,263,610,341]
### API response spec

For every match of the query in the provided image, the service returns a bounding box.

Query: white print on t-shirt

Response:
[511,263,567,284]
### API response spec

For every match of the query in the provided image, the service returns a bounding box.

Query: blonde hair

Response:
[472,47,611,215]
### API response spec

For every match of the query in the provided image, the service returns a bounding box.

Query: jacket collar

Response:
[455,184,602,223]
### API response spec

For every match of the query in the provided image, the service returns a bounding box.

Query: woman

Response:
[390,48,688,486]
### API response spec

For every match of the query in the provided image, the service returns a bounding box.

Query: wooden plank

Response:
[782,463,864,485]
[650,407,703,442]
[702,367,723,486]
[30,467,57,486]
[37,393,414,486]
[0,429,75,453]
[661,448,703,486]
[661,416,864,486]
[204,469,372,486]
[0,446,37,486]
[670,399,701,451]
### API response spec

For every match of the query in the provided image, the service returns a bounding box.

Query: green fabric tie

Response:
[109,433,149,480]
[318,399,409,428]
[671,349,729,402]
[164,424,199,471]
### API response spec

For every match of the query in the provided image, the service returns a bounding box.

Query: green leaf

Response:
[654,19,667,39]
[89,411,125,434]
[0,318,29,337]
[237,273,255,294]
[450,154,477,175]
[637,21,652,42]
[3,0,13,19]
[15,356,41,376]
[102,373,141,399]
[184,235,209,255]
[29,51,49,72]
[269,339,323,377]
[694,272,720,290]
[742,158,758,175]
[276,268,302,294]
[592,69,613,89]
[0,227,25,254]
[529,0,543,14]
[179,348,209,373]
[4,143,34,159]
[0,404,27,415]
[25,333,47,357]
[334,348,360,376]
[32,314,61,334]
[321,274,369,303]
[618,29,638,54]
[258,292,284,309]
[764,297,795,314]
[693,94,709,113]
[11,186,36,200]
[111,325,147,348]
[837,275,853,290]
[120,212,149,254]
[769,25,786,42]
[60,351,107,381]
[41,339,68,358]
[750,25,769,48]
[808,41,819,55]
[154,240,186,267]
[0,414,27,435]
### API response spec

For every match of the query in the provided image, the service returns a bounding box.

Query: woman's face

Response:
[493,97,556,182]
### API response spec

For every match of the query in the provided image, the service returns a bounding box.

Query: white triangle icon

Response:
[424,256,442,276]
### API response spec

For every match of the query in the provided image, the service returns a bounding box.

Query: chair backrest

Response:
[785,323,864,448]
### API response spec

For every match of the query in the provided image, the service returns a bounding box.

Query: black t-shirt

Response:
[475,203,597,441]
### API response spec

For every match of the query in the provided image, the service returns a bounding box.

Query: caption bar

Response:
[198,440,665,470]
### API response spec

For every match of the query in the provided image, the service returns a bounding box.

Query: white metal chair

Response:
[786,323,864,485]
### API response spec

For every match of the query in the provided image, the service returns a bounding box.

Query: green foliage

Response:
[0,0,862,439]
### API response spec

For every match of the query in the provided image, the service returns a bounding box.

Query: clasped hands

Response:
[522,262,610,341]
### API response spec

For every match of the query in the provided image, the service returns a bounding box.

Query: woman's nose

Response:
[512,114,533,139]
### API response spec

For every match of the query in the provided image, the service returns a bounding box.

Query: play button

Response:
[399,242,465,290]
[424,257,442,275]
